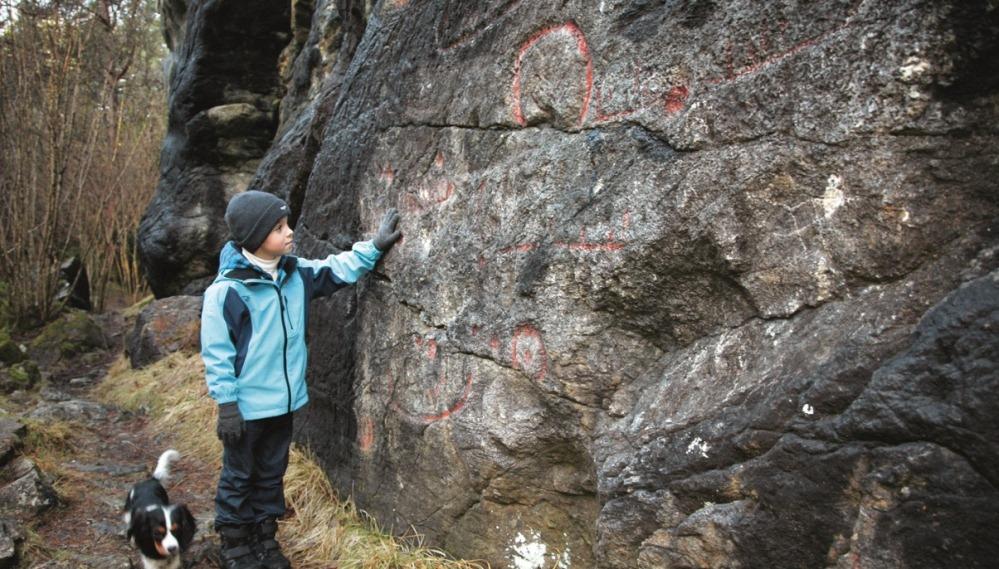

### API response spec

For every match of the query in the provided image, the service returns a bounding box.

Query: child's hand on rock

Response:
[373,208,402,252]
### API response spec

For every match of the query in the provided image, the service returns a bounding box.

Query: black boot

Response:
[253,518,291,569]
[218,524,267,569]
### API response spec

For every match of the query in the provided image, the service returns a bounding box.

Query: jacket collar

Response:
[217,241,297,283]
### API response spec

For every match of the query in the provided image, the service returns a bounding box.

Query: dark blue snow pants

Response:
[214,412,293,528]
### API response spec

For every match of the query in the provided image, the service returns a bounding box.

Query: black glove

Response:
[216,402,244,446]
[373,208,402,252]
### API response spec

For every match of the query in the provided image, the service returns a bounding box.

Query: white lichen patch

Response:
[815,254,837,302]
[558,547,572,568]
[509,530,548,569]
[899,57,931,82]
[802,403,815,415]
[507,529,573,569]
[686,437,710,458]
[823,175,845,218]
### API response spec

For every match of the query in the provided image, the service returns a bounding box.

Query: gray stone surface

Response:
[145,1,999,567]
[125,295,202,368]
[0,458,58,520]
[0,419,25,470]
[0,517,22,569]
[28,400,110,424]
[137,0,292,297]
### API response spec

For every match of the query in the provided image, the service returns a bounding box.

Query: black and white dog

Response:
[124,449,197,569]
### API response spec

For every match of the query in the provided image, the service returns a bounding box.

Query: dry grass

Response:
[18,414,84,501]
[120,294,155,320]
[95,351,489,569]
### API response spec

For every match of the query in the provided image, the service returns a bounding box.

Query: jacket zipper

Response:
[275,285,292,414]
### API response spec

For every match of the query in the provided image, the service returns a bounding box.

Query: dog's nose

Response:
[167,544,178,554]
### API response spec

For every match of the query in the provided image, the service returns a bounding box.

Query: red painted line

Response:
[664,85,689,114]
[511,21,593,127]
[358,417,375,453]
[499,242,540,254]
[704,17,855,86]
[557,241,626,251]
[387,367,476,425]
[437,0,524,53]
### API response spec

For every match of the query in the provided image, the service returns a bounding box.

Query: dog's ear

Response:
[126,508,143,542]
[176,504,197,550]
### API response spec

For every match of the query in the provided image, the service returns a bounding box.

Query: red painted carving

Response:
[664,85,689,115]
[436,0,524,53]
[402,152,457,214]
[511,21,594,127]
[496,212,630,258]
[704,5,859,85]
[358,417,375,453]
[512,23,689,124]
[510,323,549,381]
[388,335,477,424]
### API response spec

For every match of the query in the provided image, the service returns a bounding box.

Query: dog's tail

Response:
[153,449,181,482]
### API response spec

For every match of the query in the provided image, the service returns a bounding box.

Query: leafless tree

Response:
[0,0,166,326]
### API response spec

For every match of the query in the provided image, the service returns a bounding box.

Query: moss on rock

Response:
[0,360,40,393]
[28,309,106,365]
[0,329,25,366]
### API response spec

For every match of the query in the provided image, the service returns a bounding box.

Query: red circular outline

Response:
[511,21,594,128]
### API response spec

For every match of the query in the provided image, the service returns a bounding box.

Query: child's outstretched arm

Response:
[297,209,402,299]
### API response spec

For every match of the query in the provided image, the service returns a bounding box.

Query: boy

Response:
[200,190,401,569]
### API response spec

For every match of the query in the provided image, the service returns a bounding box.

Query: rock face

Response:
[137,0,292,297]
[145,1,999,567]
[125,295,201,368]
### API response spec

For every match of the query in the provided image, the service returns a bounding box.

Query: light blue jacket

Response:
[200,240,382,420]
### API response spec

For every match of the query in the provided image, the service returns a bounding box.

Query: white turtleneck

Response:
[242,248,280,281]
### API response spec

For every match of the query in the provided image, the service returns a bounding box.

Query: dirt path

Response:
[19,311,221,568]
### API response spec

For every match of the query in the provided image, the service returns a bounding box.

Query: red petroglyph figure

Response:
[403,152,457,213]
[554,226,625,252]
[436,0,524,53]
[704,3,860,86]
[495,212,630,259]
[510,323,549,381]
[590,57,690,122]
[512,25,689,125]
[379,163,395,188]
[510,21,593,127]
[388,335,476,424]
[664,85,689,114]
[357,417,375,453]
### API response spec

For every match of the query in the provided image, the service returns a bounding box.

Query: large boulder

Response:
[136,0,292,297]
[125,295,202,368]
[149,0,999,567]
[0,457,58,521]
[0,361,40,394]
[0,516,23,569]
[0,330,24,366]
[0,419,25,469]
[27,309,107,367]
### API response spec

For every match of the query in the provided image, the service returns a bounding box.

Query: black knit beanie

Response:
[224,190,289,253]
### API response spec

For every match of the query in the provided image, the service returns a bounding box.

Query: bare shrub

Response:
[0,0,166,326]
